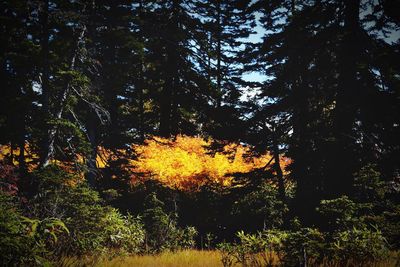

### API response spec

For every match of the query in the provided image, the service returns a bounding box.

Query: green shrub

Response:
[353,164,385,202]
[114,214,146,254]
[317,196,360,231]
[218,230,287,267]
[232,182,286,230]
[173,226,198,249]
[218,242,236,267]
[61,192,145,255]
[259,229,288,264]
[142,192,197,252]
[235,231,265,266]
[31,165,145,256]
[0,192,68,266]
[281,228,326,266]
[353,164,400,249]
[371,205,400,249]
[0,192,38,266]
[330,227,389,264]
[218,228,326,267]
[64,204,145,255]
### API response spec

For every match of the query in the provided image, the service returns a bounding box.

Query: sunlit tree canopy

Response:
[0,136,291,191]
[128,135,290,191]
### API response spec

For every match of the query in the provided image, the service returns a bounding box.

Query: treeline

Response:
[0,0,400,265]
[0,0,253,168]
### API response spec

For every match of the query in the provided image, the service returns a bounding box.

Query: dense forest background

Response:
[1,0,400,266]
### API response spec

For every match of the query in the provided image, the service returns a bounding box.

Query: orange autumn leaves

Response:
[0,135,290,191]
[129,135,290,190]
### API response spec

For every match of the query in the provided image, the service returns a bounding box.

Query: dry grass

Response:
[59,250,230,267]
[97,250,226,267]
[57,249,400,267]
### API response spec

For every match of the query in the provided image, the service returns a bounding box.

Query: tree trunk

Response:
[289,1,320,224]
[137,65,145,141]
[160,0,180,137]
[137,1,145,142]
[326,0,361,197]
[40,0,50,112]
[85,111,98,188]
[42,25,87,167]
[18,110,26,174]
[39,0,50,165]
[216,1,222,107]
[272,130,289,227]
[272,133,285,204]
[159,69,173,137]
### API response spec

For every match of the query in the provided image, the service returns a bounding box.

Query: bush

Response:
[353,164,400,249]
[317,196,360,231]
[232,182,286,230]
[110,213,146,254]
[58,189,145,255]
[218,242,236,267]
[31,165,145,256]
[259,229,288,264]
[0,160,19,195]
[330,227,389,264]
[218,229,287,267]
[0,192,68,266]
[218,228,327,267]
[0,192,37,266]
[281,228,326,266]
[171,226,198,250]
[353,164,385,202]
[374,205,400,249]
[142,192,197,252]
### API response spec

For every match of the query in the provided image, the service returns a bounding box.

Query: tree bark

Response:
[39,0,50,166]
[272,133,285,204]
[42,25,87,167]
[327,0,361,197]
[18,110,26,174]
[159,0,180,137]
[137,0,145,142]
[85,111,98,188]
[216,1,222,107]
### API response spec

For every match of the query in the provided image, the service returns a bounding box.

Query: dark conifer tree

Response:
[251,0,400,223]
[195,0,256,140]
[0,1,40,175]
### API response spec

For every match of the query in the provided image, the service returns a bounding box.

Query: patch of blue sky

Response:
[241,12,268,85]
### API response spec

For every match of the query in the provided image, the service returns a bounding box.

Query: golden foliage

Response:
[0,136,291,191]
[128,135,290,191]
[0,144,111,170]
[0,144,39,171]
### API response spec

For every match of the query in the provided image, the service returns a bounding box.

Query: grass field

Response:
[60,250,227,267]
[98,250,225,267]
[59,249,400,267]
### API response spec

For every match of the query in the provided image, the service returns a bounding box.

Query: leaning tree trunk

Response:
[39,0,50,165]
[42,25,87,167]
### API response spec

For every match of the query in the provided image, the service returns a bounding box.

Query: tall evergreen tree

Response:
[251,0,400,223]
[196,0,255,140]
[0,1,40,174]
[141,0,219,137]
